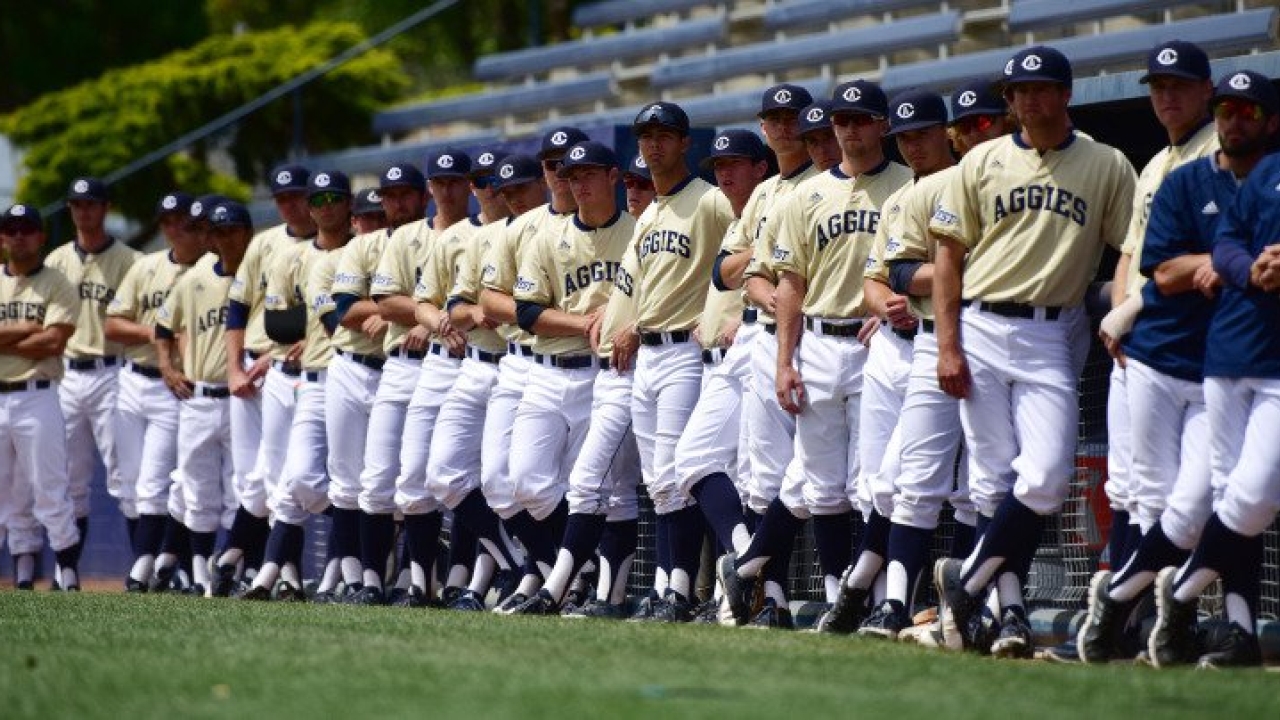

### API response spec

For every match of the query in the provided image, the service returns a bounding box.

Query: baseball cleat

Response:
[124,578,148,594]
[652,590,693,623]
[563,599,627,619]
[210,565,237,598]
[1077,570,1135,663]
[815,566,869,635]
[441,586,464,608]
[748,598,795,630]
[275,582,307,603]
[237,584,272,601]
[1196,622,1262,669]
[493,592,529,615]
[990,607,1034,659]
[933,558,982,651]
[1038,640,1082,663]
[1149,567,1201,668]
[447,589,486,612]
[348,585,386,606]
[716,552,755,626]
[690,597,721,625]
[627,590,661,622]
[16,580,35,591]
[513,588,558,615]
[311,589,343,604]
[857,600,911,640]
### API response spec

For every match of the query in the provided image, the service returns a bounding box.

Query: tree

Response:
[2,21,408,231]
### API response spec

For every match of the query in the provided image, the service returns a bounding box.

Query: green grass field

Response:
[1,591,1276,719]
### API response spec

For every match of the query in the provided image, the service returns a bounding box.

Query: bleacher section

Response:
[323,0,1278,174]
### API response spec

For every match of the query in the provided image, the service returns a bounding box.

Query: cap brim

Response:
[951,106,1006,122]
[271,187,308,197]
[1140,68,1208,84]
[633,119,688,135]
[556,162,611,179]
[427,170,469,180]
[1001,74,1069,87]
[886,119,945,136]
[0,219,41,232]
[698,153,760,171]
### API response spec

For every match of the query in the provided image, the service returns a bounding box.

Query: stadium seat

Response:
[305,132,503,175]
[764,0,943,32]
[883,8,1279,92]
[1009,0,1217,34]
[573,0,719,29]
[473,16,727,82]
[650,12,960,89]
[372,72,615,135]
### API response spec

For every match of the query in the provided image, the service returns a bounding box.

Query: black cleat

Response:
[210,565,237,598]
[628,590,661,622]
[933,558,982,651]
[716,552,756,626]
[1197,622,1262,669]
[311,589,343,604]
[16,580,34,591]
[513,588,559,616]
[815,567,870,635]
[858,600,911,640]
[238,584,272,601]
[349,585,386,606]
[690,598,722,625]
[275,582,307,603]
[441,586,464,608]
[749,598,795,630]
[1149,567,1201,668]
[564,598,627,619]
[124,578,148,594]
[990,607,1034,659]
[653,590,693,623]
[447,588,486,612]
[1077,570,1135,663]
[493,592,529,615]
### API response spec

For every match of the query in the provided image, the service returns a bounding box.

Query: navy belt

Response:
[921,319,936,334]
[273,360,302,377]
[639,330,691,346]
[764,323,777,335]
[303,370,322,382]
[126,361,163,379]
[539,353,596,370]
[0,379,51,394]
[66,356,118,371]
[742,308,758,324]
[804,317,864,338]
[963,300,1062,321]
[506,342,536,358]
[390,347,426,360]
[336,348,385,371]
[597,357,612,370]
[468,346,504,365]
[184,384,230,399]
[701,348,728,365]
[892,326,918,342]
[243,349,264,361]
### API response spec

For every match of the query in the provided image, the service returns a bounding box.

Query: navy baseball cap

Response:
[1140,40,1211,84]
[556,141,619,177]
[308,170,351,198]
[210,201,253,229]
[950,77,1007,121]
[699,130,767,171]
[831,80,889,117]
[352,188,384,216]
[268,165,310,195]
[470,149,501,176]
[67,177,109,202]
[759,84,814,117]
[428,150,472,179]
[380,163,425,191]
[539,127,591,160]
[189,194,229,223]
[887,90,948,136]
[633,102,691,136]
[1212,70,1280,116]
[622,155,651,181]
[494,154,542,189]
[155,191,194,218]
[1003,46,1072,89]
[0,203,43,232]
[798,101,833,135]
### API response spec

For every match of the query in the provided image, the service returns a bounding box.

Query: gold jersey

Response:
[697,217,749,349]
[156,255,233,384]
[597,244,640,359]
[230,223,311,358]
[107,249,201,367]
[45,238,140,359]
[0,263,78,382]
[313,243,385,356]
[742,162,821,303]
[483,205,574,347]
[265,240,335,371]
[426,217,506,355]
[883,167,956,320]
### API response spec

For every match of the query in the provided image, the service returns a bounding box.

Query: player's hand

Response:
[776,364,806,415]
[588,313,604,353]
[474,305,498,330]
[582,306,606,339]
[248,354,271,382]
[760,290,778,316]
[441,327,467,357]
[285,341,305,364]
[1250,244,1280,292]
[162,368,194,400]
[228,368,257,399]
[937,346,972,399]
[1191,261,1221,299]
[1099,328,1127,368]
[361,315,389,338]
[721,320,740,347]
[884,295,916,329]
[403,325,430,352]
[857,316,881,346]
[611,325,639,373]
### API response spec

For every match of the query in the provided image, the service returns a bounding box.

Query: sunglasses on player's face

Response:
[1213,98,1266,122]
[308,192,348,208]
[953,114,999,134]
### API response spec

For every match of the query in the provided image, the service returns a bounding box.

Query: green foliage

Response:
[2,21,408,224]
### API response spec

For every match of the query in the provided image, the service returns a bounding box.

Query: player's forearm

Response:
[226,329,247,376]
[0,323,36,347]
[775,273,805,366]
[104,317,153,346]
[714,250,753,291]
[862,278,893,317]
[1111,253,1133,307]
[376,294,418,326]
[530,307,591,337]
[907,263,934,297]
[1152,253,1211,295]
[414,302,445,333]
[480,289,517,325]
[155,337,179,373]
[339,298,382,330]
[933,239,965,353]
[10,327,69,358]
[448,300,480,331]
[744,276,775,311]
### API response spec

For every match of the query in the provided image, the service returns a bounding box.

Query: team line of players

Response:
[2,40,1279,669]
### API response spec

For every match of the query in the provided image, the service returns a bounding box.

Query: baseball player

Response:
[946,77,1016,158]
[720,80,910,626]
[426,154,540,613]
[622,155,656,218]
[613,102,736,622]
[485,141,637,615]
[1148,101,1280,668]
[1081,72,1278,664]
[1098,41,1218,573]
[45,176,140,578]
[106,191,205,591]
[931,46,1136,658]
[214,166,315,594]
[796,100,841,172]
[154,201,254,596]
[351,188,387,235]
[0,203,82,590]
[242,170,352,600]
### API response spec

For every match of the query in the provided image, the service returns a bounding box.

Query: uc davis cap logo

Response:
[499,164,515,180]
[1004,59,1015,76]
[805,107,825,122]
[73,180,90,194]
[774,89,792,104]
[276,171,292,185]
[190,202,203,217]
[551,131,569,146]
[958,91,977,107]
[11,205,27,217]
[896,103,915,119]
[713,136,731,150]
[569,146,587,160]
[635,157,647,169]
[368,190,381,203]
[478,152,495,167]
[1229,72,1252,90]
[437,155,454,169]
[842,86,862,102]
[386,167,403,181]
[213,206,229,222]
[315,173,331,187]
[162,195,178,210]
[1021,54,1043,71]
[1157,48,1178,66]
